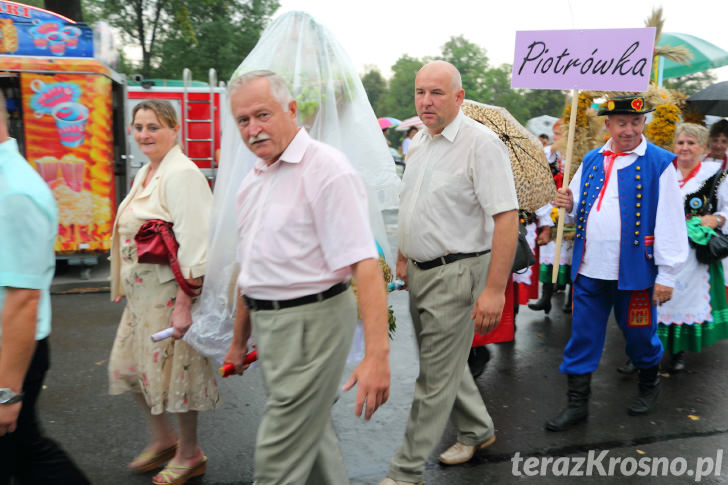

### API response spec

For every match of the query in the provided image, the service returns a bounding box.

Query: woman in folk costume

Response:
[703,119,728,169]
[184,11,401,365]
[529,118,575,314]
[528,203,573,314]
[655,123,728,372]
[512,210,540,310]
[703,120,728,301]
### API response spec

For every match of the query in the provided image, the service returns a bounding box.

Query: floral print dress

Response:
[108,198,219,415]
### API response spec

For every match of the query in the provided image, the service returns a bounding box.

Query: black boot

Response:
[468,346,491,379]
[528,282,553,314]
[562,284,572,312]
[545,373,591,431]
[617,359,637,374]
[627,365,661,415]
[670,351,685,372]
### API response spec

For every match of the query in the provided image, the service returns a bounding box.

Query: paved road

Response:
[39,210,728,484]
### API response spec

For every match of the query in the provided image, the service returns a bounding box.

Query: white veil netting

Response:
[185,11,402,364]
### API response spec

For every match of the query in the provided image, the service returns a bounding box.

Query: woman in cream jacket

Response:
[109,100,217,485]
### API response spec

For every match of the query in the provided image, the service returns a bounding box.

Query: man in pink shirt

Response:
[223,70,391,485]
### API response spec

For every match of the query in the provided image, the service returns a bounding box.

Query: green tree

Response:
[84,0,172,75]
[44,0,83,21]
[440,35,490,102]
[361,67,388,117]
[154,0,279,82]
[523,89,567,119]
[380,55,423,120]
[84,0,278,80]
[664,70,717,97]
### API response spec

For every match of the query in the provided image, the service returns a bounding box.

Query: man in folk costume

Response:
[546,94,689,431]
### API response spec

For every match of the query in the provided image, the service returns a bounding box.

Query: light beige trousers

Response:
[251,289,356,485]
[387,254,494,483]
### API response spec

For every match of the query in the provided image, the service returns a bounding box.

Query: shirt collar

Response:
[253,128,307,174]
[424,110,464,143]
[0,138,19,165]
[599,135,647,156]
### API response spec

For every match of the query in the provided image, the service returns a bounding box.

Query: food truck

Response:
[0,1,127,276]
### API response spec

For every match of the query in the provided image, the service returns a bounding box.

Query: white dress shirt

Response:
[568,136,688,287]
[398,110,518,262]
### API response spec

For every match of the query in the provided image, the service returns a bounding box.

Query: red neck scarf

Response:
[597,150,628,211]
[703,153,728,170]
[674,160,702,188]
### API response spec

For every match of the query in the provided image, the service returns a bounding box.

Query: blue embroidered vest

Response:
[571,143,675,290]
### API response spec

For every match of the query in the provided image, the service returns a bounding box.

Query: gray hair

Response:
[674,122,708,147]
[228,70,294,112]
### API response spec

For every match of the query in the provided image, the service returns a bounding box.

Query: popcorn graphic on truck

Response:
[1,2,128,268]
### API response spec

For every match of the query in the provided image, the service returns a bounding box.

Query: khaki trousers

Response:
[388,254,494,483]
[251,289,356,485]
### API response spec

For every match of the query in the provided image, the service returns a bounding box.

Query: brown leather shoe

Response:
[438,434,496,465]
[379,478,423,485]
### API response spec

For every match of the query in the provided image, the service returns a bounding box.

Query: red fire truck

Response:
[126,68,224,186]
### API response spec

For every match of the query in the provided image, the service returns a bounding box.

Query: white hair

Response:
[228,70,293,112]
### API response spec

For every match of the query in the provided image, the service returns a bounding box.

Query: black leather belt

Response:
[243,282,350,311]
[412,250,490,270]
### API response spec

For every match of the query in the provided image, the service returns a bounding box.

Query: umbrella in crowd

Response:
[687,81,728,116]
[658,33,728,79]
[378,116,401,130]
[526,114,559,139]
[395,115,424,131]
[461,100,555,212]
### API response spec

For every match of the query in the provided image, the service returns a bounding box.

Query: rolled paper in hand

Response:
[218,350,258,378]
[150,327,174,342]
[387,279,405,291]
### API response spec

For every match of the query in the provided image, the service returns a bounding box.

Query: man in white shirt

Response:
[381,61,519,485]
[546,94,689,432]
[223,70,390,484]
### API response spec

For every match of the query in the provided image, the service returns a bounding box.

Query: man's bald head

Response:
[419,60,462,91]
[414,60,465,134]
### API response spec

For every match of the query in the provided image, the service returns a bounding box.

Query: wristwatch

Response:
[0,388,23,405]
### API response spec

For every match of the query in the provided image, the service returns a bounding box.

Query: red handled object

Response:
[218,350,258,377]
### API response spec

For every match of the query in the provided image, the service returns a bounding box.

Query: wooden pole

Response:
[552,89,580,283]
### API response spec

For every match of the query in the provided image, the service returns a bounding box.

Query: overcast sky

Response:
[275,0,728,82]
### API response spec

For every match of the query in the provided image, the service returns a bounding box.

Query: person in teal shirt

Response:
[0,90,89,484]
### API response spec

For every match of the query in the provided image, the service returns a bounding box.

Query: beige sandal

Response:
[152,456,207,485]
[128,443,177,473]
